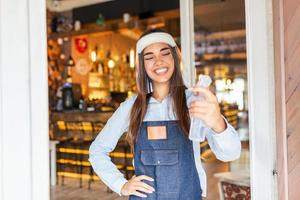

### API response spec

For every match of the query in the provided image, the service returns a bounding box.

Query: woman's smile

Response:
[153,66,168,75]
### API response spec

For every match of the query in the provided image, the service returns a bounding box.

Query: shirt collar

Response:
[149,94,171,104]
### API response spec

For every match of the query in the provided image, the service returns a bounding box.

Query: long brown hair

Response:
[127,29,190,150]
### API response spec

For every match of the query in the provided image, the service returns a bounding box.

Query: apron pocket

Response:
[141,150,179,194]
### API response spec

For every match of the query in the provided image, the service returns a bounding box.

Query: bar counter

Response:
[51,110,114,122]
[50,110,133,188]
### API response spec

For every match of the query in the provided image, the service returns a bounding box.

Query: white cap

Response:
[136,32,177,54]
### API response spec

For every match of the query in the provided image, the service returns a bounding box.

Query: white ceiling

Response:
[46,0,113,12]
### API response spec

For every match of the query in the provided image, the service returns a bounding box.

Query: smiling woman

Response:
[89,28,241,200]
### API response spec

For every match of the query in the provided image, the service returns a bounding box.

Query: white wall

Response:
[0,0,49,199]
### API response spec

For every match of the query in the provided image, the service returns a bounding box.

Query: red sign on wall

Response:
[75,38,88,53]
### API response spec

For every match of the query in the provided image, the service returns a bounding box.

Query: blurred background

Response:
[47,0,250,199]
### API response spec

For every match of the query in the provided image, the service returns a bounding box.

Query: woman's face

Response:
[143,42,175,86]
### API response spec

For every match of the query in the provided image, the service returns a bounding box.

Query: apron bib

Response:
[129,120,202,200]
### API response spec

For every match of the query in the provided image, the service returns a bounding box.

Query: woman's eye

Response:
[144,57,154,60]
[162,52,171,56]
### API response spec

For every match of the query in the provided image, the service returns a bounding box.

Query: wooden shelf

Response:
[202,52,246,61]
[48,16,165,40]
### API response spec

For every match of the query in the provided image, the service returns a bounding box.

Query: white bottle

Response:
[189,75,212,142]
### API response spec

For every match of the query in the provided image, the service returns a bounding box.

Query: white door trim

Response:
[180,0,196,87]
[0,0,49,199]
[245,0,277,199]
[180,0,277,199]
[28,0,50,199]
[0,0,3,197]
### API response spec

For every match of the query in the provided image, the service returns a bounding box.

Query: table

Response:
[214,170,250,200]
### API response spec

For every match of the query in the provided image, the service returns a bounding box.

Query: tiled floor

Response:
[50,177,127,200]
[50,160,231,200]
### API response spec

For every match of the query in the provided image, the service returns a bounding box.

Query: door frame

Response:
[180,0,277,199]
[0,0,277,199]
[0,0,49,199]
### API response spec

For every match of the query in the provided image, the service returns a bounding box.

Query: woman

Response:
[89,29,241,199]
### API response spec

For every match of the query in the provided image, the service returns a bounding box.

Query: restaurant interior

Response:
[47,0,250,199]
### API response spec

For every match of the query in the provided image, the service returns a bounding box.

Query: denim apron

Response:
[129,120,202,200]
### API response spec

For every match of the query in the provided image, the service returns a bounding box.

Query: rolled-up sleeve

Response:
[205,117,241,162]
[89,96,136,196]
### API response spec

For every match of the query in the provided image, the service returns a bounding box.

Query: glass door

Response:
[192,0,250,199]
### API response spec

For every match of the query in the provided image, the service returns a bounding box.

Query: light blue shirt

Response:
[89,89,241,197]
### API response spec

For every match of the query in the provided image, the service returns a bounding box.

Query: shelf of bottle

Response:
[201,52,247,60]
[48,16,165,40]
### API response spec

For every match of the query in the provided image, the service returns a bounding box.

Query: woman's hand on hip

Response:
[189,87,226,133]
[121,175,155,198]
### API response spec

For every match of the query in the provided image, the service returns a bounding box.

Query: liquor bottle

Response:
[62,82,73,110]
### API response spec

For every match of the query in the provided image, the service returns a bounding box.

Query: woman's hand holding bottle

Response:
[189,86,226,133]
